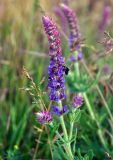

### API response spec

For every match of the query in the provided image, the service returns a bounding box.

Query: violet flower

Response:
[51,105,61,116]
[61,105,69,114]
[61,4,83,61]
[99,6,111,34]
[51,105,69,116]
[72,94,84,108]
[42,16,66,101]
[35,111,53,124]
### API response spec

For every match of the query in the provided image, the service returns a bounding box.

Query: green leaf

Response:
[66,69,101,93]
[70,109,81,123]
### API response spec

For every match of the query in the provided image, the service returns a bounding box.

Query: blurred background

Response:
[0,0,113,159]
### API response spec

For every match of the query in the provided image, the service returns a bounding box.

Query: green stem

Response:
[83,93,95,120]
[84,93,108,149]
[56,131,65,143]
[83,93,108,149]
[73,54,107,150]
[96,85,113,123]
[58,101,68,141]
[58,100,73,160]
[82,60,113,123]
[97,128,108,150]
[32,125,45,160]
[74,60,80,78]
[69,122,74,141]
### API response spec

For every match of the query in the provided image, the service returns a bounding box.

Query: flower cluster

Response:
[61,4,83,62]
[48,56,66,101]
[42,16,66,101]
[35,111,53,124]
[72,94,84,108]
[51,105,69,116]
[61,4,80,49]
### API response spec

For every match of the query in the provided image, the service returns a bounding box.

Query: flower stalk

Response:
[42,15,74,159]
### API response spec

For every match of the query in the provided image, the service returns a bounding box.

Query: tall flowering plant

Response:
[60,3,84,107]
[32,16,84,159]
[42,16,73,158]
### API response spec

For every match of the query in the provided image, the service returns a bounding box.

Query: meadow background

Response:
[0,0,113,159]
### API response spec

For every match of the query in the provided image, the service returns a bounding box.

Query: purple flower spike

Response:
[35,111,53,124]
[61,4,83,62]
[42,16,66,101]
[99,6,111,33]
[61,4,80,50]
[72,94,84,108]
[42,16,62,56]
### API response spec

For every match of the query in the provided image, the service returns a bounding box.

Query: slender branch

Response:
[58,100,74,159]
[69,122,74,141]
[32,125,45,160]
